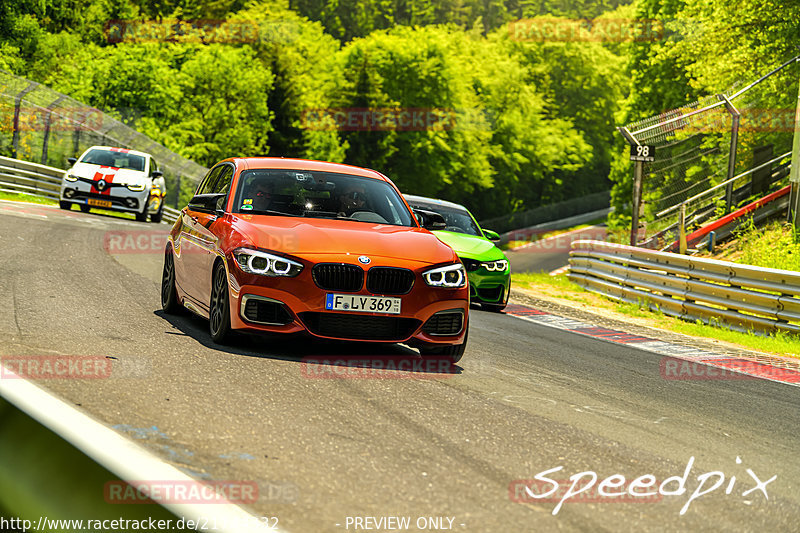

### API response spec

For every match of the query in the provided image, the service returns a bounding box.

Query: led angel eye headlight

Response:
[423,263,467,288]
[127,182,146,191]
[483,260,508,272]
[233,248,303,277]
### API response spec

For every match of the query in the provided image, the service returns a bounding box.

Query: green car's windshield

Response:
[233,169,414,226]
[406,198,483,236]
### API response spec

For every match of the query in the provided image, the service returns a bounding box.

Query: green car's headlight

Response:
[481,259,508,272]
[423,263,467,288]
[233,248,303,277]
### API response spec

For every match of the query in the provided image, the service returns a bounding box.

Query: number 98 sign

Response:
[630,144,656,162]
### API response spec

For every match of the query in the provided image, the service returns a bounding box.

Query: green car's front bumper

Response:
[462,259,511,307]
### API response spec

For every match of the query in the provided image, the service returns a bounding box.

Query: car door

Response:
[177,166,222,313]
[187,163,234,311]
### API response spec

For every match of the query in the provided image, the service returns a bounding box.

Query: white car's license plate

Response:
[326,294,401,314]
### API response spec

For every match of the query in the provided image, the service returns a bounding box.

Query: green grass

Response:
[729,219,800,271]
[513,273,800,357]
[0,190,135,220]
[0,190,57,205]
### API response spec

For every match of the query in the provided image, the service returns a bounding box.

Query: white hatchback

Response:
[59,146,166,222]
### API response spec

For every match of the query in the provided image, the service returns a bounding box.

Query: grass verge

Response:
[512,272,800,357]
[0,190,136,220]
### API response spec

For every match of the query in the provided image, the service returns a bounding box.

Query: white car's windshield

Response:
[81,148,146,172]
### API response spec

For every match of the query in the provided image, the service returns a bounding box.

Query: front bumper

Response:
[60,179,163,214]
[225,258,469,346]
[466,268,511,305]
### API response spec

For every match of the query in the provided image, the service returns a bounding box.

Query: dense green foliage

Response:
[2,0,792,224]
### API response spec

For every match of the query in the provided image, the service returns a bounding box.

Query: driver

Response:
[336,183,368,217]
[249,179,274,211]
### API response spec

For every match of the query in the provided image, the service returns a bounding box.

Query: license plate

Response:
[326,294,401,314]
[88,198,112,208]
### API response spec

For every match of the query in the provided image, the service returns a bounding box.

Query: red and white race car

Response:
[59,146,167,222]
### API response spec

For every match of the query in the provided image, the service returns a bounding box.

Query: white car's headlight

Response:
[233,248,303,277]
[423,263,467,288]
[126,182,146,192]
[64,174,78,182]
[482,259,508,272]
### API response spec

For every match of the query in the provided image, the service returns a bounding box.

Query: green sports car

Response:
[405,194,510,312]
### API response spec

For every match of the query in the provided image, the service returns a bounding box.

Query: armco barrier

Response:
[568,240,800,335]
[0,155,180,224]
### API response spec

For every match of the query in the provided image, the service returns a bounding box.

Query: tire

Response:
[161,248,182,314]
[418,318,468,365]
[209,262,232,344]
[80,204,91,213]
[481,302,507,313]
[135,209,148,222]
[59,201,71,210]
[150,208,163,223]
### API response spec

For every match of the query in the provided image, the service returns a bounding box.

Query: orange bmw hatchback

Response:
[161,158,469,363]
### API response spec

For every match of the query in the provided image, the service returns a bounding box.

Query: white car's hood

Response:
[70,162,148,187]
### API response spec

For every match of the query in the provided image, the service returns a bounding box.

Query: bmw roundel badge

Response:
[358,256,371,265]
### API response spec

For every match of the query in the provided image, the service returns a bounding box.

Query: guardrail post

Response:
[719,94,740,214]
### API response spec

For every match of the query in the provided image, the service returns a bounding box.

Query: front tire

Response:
[209,262,232,344]
[161,248,182,314]
[59,201,71,210]
[481,302,506,312]
[135,209,148,222]
[150,207,163,223]
[418,319,468,365]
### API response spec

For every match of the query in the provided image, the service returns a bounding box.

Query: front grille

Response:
[477,286,504,302]
[243,297,293,325]
[300,312,420,341]
[461,258,481,272]
[366,267,415,295]
[422,310,464,336]
[312,264,364,292]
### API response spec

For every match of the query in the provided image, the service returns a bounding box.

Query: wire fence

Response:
[0,69,207,207]
[618,55,798,248]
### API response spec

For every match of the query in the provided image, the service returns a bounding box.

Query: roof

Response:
[403,193,468,212]
[231,157,387,181]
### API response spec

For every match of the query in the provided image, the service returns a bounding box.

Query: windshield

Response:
[232,169,414,226]
[406,198,483,236]
[80,148,146,172]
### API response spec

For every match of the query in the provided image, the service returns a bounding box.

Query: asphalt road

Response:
[507,225,608,273]
[1,201,799,532]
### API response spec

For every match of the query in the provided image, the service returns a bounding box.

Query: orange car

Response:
[161,158,469,362]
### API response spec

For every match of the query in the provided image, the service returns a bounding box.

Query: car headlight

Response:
[422,263,467,288]
[127,182,146,192]
[481,259,508,272]
[64,174,78,182]
[233,248,303,277]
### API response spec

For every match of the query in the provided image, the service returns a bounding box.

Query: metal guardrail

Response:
[0,155,180,224]
[568,239,800,335]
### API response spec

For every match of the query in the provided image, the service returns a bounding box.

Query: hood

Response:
[70,162,148,186]
[432,230,506,261]
[230,215,458,266]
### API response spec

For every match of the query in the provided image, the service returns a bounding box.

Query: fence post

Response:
[11,82,39,158]
[791,70,800,232]
[678,203,687,254]
[719,94,740,214]
[618,126,643,246]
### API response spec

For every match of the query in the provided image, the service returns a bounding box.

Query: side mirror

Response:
[188,193,226,214]
[413,208,447,230]
[482,229,501,242]
[67,157,77,166]
[151,170,163,179]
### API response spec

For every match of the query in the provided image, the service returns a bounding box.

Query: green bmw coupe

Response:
[405,194,510,312]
